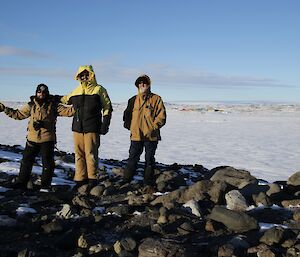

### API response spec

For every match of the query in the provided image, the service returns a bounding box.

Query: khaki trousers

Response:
[73,132,100,181]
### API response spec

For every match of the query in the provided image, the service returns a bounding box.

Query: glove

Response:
[33,121,44,131]
[0,102,5,112]
[100,115,111,135]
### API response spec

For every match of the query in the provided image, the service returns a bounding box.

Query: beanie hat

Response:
[36,84,49,96]
[134,74,151,87]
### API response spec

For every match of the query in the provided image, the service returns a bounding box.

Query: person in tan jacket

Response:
[0,84,74,191]
[123,74,166,185]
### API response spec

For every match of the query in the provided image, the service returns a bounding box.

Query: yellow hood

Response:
[74,65,97,84]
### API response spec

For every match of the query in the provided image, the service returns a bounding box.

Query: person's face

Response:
[79,70,90,81]
[36,89,47,99]
[138,80,150,93]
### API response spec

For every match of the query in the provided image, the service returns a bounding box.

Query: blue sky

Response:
[0,0,299,103]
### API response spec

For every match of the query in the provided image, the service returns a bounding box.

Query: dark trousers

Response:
[125,141,158,183]
[18,140,55,187]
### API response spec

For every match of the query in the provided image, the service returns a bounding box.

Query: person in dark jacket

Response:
[123,74,166,185]
[0,84,74,191]
[61,65,113,189]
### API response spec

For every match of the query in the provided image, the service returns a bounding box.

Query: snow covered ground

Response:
[0,101,299,182]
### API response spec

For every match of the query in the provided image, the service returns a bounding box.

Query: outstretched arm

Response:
[2,103,31,120]
[57,104,75,117]
[0,102,5,112]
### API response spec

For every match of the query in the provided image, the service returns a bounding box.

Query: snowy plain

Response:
[0,101,299,182]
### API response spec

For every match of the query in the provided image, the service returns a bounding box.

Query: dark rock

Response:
[103,186,117,196]
[253,192,271,206]
[119,250,136,257]
[17,249,36,257]
[120,237,137,251]
[260,226,285,246]
[208,181,228,204]
[41,219,63,234]
[155,170,186,191]
[151,180,213,206]
[257,248,277,257]
[138,237,188,257]
[260,226,296,246]
[182,199,202,218]
[89,185,105,197]
[72,195,94,209]
[217,243,234,257]
[54,229,81,250]
[209,206,258,232]
[56,204,75,219]
[58,153,75,163]
[247,243,271,254]
[157,206,168,224]
[0,215,17,227]
[80,208,93,217]
[247,206,293,223]
[177,221,195,235]
[107,204,130,216]
[266,183,281,197]
[281,199,300,209]
[225,190,248,211]
[77,184,89,196]
[286,246,300,257]
[210,166,257,188]
[293,209,300,221]
[288,172,300,186]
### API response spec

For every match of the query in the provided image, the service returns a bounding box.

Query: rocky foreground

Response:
[0,145,300,257]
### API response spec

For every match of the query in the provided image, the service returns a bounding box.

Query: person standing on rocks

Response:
[0,84,74,191]
[60,65,113,190]
[123,74,166,186]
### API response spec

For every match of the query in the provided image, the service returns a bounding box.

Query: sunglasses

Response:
[138,80,148,85]
[37,90,46,94]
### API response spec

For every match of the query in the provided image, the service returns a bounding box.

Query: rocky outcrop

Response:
[0,144,299,257]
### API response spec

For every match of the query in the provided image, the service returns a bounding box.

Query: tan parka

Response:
[124,91,166,141]
[4,96,74,143]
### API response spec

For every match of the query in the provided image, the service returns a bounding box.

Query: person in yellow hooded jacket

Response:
[123,74,166,185]
[0,84,74,191]
[61,65,113,189]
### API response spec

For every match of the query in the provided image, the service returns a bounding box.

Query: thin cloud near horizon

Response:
[0,45,51,59]
[0,63,292,89]
[94,62,293,88]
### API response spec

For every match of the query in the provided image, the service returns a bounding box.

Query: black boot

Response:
[87,179,98,191]
[73,179,88,191]
[144,166,155,186]
[11,180,27,190]
[16,160,33,189]
[123,167,135,183]
[41,167,54,191]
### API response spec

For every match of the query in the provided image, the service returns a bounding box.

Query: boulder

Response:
[288,172,300,186]
[0,215,17,227]
[253,192,270,206]
[151,180,212,206]
[209,206,258,232]
[42,220,63,234]
[183,199,202,217]
[138,238,188,257]
[259,226,285,246]
[210,166,257,188]
[156,170,186,191]
[225,190,248,211]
